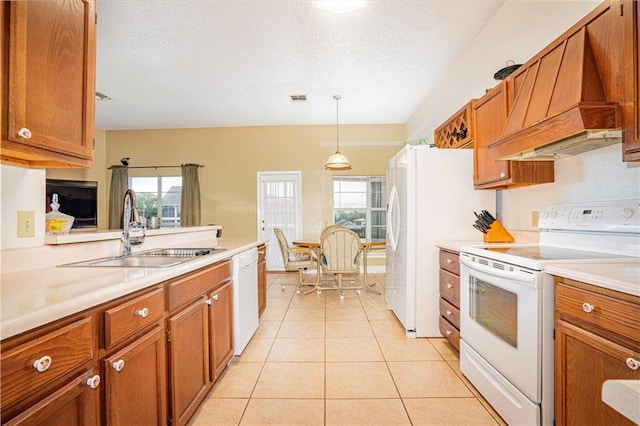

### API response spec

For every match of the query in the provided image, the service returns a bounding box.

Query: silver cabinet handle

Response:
[499,172,506,178]
[112,359,125,372]
[582,303,595,313]
[446,283,453,289]
[17,128,32,139]
[205,298,212,306]
[212,294,219,301]
[626,358,640,370]
[446,310,453,316]
[33,356,52,373]
[86,375,101,389]
[445,330,452,336]
[135,307,149,318]
[446,258,453,264]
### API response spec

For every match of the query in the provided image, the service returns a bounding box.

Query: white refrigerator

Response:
[386,145,495,337]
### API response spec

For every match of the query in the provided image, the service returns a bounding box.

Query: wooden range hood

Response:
[490,27,622,161]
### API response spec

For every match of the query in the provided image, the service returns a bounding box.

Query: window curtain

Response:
[181,164,201,226]
[108,166,129,229]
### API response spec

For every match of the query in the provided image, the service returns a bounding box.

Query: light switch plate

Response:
[17,210,35,238]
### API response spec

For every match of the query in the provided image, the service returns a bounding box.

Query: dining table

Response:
[292,239,385,294]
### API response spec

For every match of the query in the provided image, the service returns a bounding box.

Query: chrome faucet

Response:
[121,189,145,255]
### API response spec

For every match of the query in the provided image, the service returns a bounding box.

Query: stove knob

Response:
[542,211,549,219]
[550,211,558,219]
[622,208,635,219]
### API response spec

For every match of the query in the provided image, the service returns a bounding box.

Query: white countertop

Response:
[0,237,261,340]
[602,380,640,424]
[545,260,640,297]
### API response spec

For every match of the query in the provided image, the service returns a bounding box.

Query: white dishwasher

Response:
[232,248,259,355]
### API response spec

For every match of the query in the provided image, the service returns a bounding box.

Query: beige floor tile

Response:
[325,291,363,306]
[289,293,326,308]
[325,399,411,425]
[370,319,407,338]
[267,337,325,362]
[403,397,500,425]
[363,306,396,320]
[325,306,368,321]
[428,338,460,361]
[277,320,325,338]
[359,292,387,308]
[284,307,325,321]
[259,305,288,321]
[210,362,263,397]
[326,362,399,399]
[388,361,473,398]
[445,359,483,398]
[325,320,374,338]
[266,284,296,299]
[377,337,443,361]
[237,337,274,363]
[240,398,324,425]
[252,362,324,398]
[326,337,384,362]
[253,320,281,338]
[188,398,248,426]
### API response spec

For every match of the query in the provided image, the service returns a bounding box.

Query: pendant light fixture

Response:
[324,95,352,170]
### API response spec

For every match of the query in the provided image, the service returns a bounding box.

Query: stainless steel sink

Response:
[61,248,227,268]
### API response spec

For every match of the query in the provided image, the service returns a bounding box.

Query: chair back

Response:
[320,227,361,274]
[273,227,291,267]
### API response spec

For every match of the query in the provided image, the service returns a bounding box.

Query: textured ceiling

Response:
[95,0,503,130]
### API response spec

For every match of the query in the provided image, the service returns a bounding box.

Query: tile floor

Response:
[188,272,506,425]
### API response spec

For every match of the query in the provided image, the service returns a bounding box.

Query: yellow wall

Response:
[46,129,109,229]
[104,125,404,240]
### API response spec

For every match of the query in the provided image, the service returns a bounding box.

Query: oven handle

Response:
[460,255,536,285]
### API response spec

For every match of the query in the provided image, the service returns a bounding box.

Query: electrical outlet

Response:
[531,211,540,227]
[17,210,35,238]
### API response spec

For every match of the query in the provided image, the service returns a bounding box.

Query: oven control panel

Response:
[539,199,640,232]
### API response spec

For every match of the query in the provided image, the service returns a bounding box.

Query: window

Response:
[129,176,182,226]
[333,176,386,241]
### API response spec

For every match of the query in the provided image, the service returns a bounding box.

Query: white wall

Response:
[500,144,640,231]
[1,165,46,249]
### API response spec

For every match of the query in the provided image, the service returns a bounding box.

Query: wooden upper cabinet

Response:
[1,0,96,168]
[473,82,554,189]
[434,101,475,149]
[622,0,640,161]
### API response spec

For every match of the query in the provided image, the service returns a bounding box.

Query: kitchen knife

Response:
[473,223,487,234]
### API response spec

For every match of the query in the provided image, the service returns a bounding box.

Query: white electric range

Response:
[458,199,640,426]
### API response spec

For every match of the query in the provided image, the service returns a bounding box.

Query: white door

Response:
[257,172,303,270]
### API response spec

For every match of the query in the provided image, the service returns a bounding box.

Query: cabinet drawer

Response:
[167,261,232,312]
[439,250,460,275]
[1,316,95,407]
[439,316,460,351]
[439,269,460,307]
[556,283,640,344]
[104,287,164,349]
[439,298,460,329]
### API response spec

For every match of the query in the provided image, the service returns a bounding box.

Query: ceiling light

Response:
[316,1,366,14]
[324,95,352,171]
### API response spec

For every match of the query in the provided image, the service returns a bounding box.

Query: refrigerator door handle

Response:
[388,185,400,251]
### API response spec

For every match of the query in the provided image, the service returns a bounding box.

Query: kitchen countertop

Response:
[545,261,640,297]
[0,237,262,340]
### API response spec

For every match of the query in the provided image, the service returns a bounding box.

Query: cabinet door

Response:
[209,281,234,381]
[555,319,640,426]
[4,369,100,426]
[473,82,511,188]
[167,297,210,426]
[104,324,167,426]
[2,0,95,167]
[622,0,640,161]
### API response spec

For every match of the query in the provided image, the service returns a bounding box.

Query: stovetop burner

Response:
[481,245,634,261]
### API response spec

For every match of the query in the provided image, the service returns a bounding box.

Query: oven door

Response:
[460,254,542,402]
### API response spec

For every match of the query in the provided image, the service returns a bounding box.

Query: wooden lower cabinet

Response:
[257,244,267,316]
[438,249,460,350]
[3,369,101,426]
[167,297,211,426]
[555,277,640,425]
[209,281,234,381]
[103,324,166,426]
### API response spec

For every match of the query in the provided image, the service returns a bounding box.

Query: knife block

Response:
[483,220,515,243]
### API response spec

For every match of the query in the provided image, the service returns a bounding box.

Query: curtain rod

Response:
[108,163,204,170]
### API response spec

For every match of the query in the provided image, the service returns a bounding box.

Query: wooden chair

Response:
[273,227,317,293]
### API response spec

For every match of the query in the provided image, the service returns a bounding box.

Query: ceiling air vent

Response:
[289,94,307,103]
